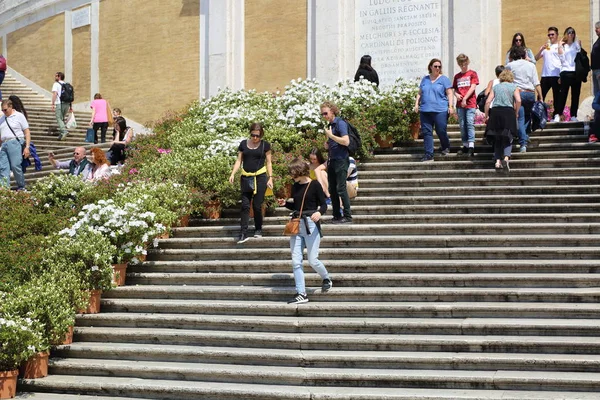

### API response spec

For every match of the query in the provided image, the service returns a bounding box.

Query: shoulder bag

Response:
[4,118,26,158]
[283,181,311,236]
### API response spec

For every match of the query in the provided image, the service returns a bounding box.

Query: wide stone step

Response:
[130,259,600,274]
[348,194,600,205]
[359,158,600,170]
[100,299,600,319]
[153,235,600,251]
[359,167,600,179]
[102,285,600,302]
[358,176,600,188]
[20,374,600,399]
[396,141,598,153]
[42,358,600,391]
[358,185,600,196]
[123,272,600,288]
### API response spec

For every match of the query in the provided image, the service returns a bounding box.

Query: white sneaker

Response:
[570,117,578,122]
[553,115,560,123]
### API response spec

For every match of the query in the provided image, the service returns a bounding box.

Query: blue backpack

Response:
[531,101,548,132]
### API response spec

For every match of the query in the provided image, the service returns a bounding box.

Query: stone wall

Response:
[72,10,90,101]
[98,0,200,124]
[502,0,593,106]
[244,0,307,92]
[7,14,64,92]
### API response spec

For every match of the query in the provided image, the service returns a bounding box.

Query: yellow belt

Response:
[241,166,267,195]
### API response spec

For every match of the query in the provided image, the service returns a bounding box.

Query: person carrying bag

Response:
[284,158,331,305]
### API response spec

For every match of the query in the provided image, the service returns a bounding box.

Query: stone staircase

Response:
[17,123,600,399]
[1,73,108,187]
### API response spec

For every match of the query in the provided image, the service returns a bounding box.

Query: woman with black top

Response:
[354,55,379,86]
[109,116,133,165]
[229,122,273,244]
[285,158,332,304]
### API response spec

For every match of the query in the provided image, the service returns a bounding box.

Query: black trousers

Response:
[240,173,267,233]
[540,76,560,116]
[555,71,582,118]
[109,143,126,165]
[93,122,109,144]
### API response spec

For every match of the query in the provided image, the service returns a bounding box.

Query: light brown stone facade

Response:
[72,21,91,102]
[502,0,592,104]
[7,14,64,92]
[244,0,307,92]
[98,0,200,124]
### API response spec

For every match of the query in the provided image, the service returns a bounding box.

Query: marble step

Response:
[359,158,600,170]
[102,285,600,303]
[20,375,600,400]
[357,176,600,187]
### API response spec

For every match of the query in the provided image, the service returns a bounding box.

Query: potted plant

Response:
[0,316,42,397]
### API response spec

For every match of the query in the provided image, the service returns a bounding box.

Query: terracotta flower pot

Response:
[202,200,221,219]
[0,369,18,399]
[19,351,49,379]
[410,121,421,140]
[111,263,127,286]
[374,134,394,148]
[178,214,190,227]
[78,290,102,314]
[137,254,147,262]
[157,231,170,239]
[60,326,74,345]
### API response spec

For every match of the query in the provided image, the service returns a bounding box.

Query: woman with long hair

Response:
[414,58,454,162]
[484,69,522,174]
[505,32,536,64]
[89,93,111,144]
[556,26,583,121]
[109,116,134,165]
[353,55,379,86]
[8,95,28,120]
[85,147,111,181]
[308,148,330,199]
[228,122,274,244]
[285,157,331,304]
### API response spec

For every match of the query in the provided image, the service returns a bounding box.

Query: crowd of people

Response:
[412,25,600,173]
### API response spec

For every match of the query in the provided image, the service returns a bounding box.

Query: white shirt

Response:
[52,80,64,104]
[0,111,29,141]
[560,41,581,72]
[506,60,540,91]
[540,44,562,77]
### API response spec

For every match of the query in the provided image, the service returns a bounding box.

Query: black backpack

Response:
[476,90,487,112]
[60,82,75,103]
[575,48,591,83]
[531,101,549,132]
[341,119,362,157]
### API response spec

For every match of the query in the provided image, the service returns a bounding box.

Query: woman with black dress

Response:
[109,116,133,165]
[285,158,332,304]
[229,122,273,244]
[354,55,379,86]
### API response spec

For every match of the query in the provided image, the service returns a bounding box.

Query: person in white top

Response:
[535,26,562,122]
[51,72,71,140]
[0,99,30,190]
[556,27,582,121]
[84,147,111,181]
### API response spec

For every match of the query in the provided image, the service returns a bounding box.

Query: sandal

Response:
[494,161,502,172]
[502,159,510,174]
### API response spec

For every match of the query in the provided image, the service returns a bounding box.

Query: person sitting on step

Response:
[48,146,91,180]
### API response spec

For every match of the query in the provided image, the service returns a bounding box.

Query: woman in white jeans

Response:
[285,158,331,304]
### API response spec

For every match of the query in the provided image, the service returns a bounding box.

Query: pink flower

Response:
[128,168,138,174]
[157,148,172,154]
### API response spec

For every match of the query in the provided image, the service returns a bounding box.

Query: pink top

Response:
[90,99,108,123]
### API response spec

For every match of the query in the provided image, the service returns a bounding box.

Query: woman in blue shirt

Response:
[414,58,454,162]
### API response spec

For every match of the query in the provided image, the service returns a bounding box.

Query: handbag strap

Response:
[3,117,19,140]
[298,181,312,216]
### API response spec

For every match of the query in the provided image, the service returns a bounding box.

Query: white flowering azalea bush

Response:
[60,199,165,263]
[0,315,43,371]
[29,173,90,210]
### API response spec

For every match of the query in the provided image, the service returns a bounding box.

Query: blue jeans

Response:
[593,69,600,96]
[0,139,25,189]
[290,218,329,295]
[457,108,476,145]
[517,91,535,146]
[420,111,450,157]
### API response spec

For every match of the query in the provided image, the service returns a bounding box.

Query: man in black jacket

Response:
[591,21,600,96]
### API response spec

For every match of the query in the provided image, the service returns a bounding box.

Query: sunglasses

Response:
[548,33,556,37]
[432,65,442,69]
[321,112,329,116]
[1,109,8,112]
[567,31,575,34]
[515,38,523,42]
[250,134,260,138]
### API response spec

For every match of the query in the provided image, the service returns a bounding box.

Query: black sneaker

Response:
[322,279,333,292]
[467,148,475,157]
[331,217,345,224]
[440,148,450,156]
[287,293,309,304]
[420,154,434,162]
[341,217,352,224]
[457,146,468,156]
[254,229,263,238]
[237,233,249,244]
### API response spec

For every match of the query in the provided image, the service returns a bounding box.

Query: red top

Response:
[453,70,479,109]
